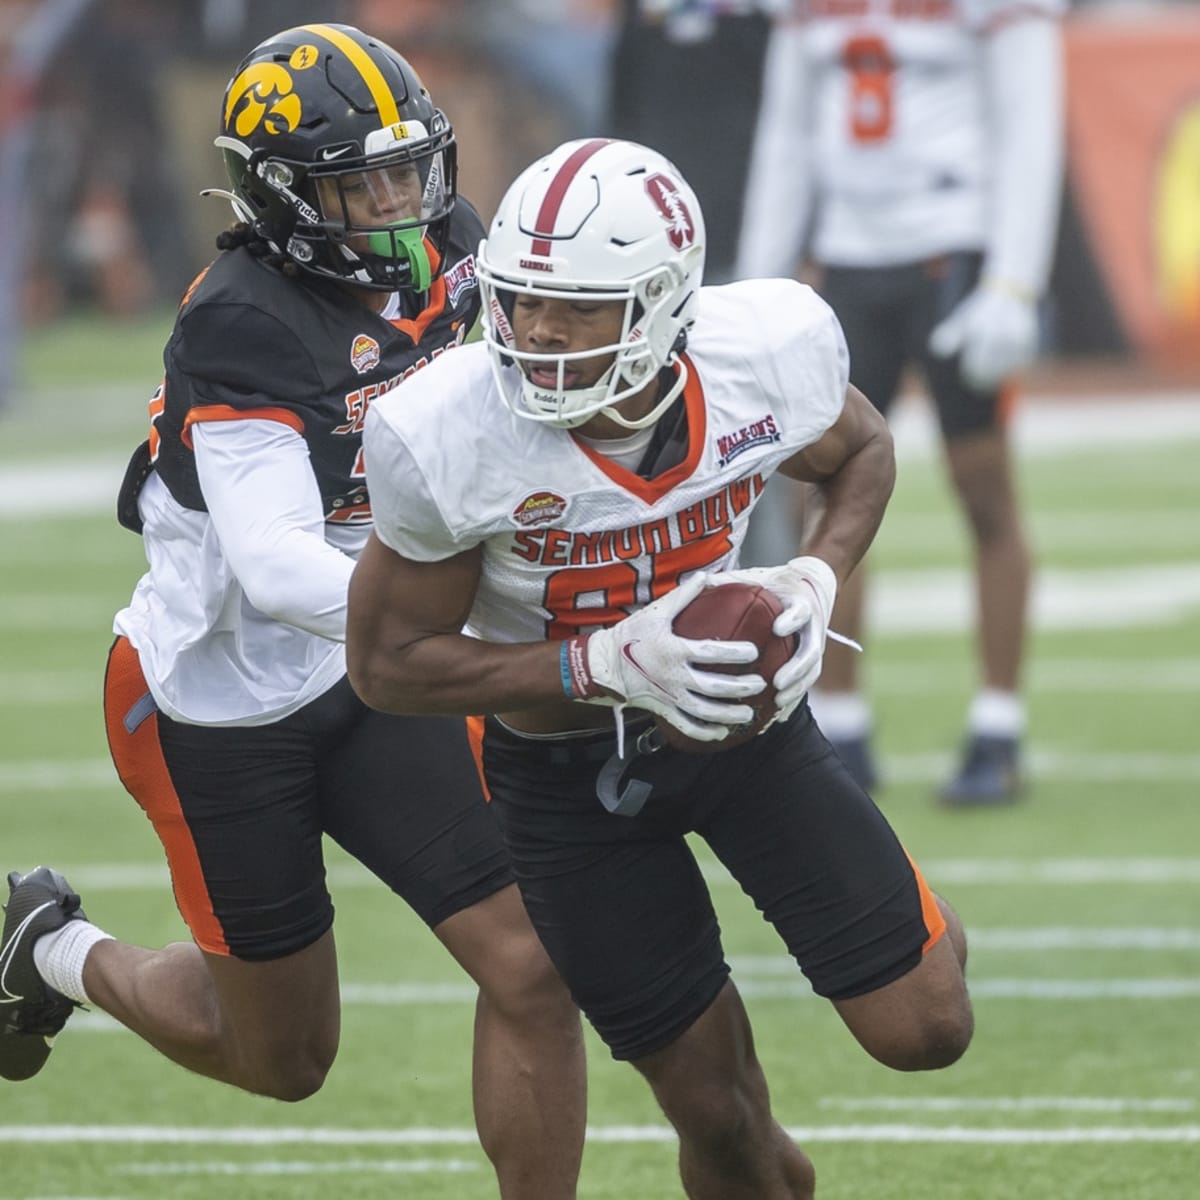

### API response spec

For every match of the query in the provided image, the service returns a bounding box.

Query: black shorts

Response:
[483,704,943,1061]
[104,636,512,961]
[820,251,1009,438]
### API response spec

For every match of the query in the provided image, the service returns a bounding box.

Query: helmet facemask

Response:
[303,123,455,291]
[479,262,693,430]
[476,138,705,431]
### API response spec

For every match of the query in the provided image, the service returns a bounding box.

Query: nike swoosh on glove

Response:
[707,556,837,725]
[562,573,765,744]
[928,281,1039,392]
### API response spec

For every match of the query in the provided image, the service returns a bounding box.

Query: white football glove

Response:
[562,573,765,744]
[928,280,1039,392]
[707,556,837,724]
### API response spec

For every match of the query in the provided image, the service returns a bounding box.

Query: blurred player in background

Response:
[347,137,973,1198]
[0,25,584,1197]
[737,0,1066,804]
[607,0,775,284]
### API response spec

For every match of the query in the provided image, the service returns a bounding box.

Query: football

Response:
[655,581,797,755]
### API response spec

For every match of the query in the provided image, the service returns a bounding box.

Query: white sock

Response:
[808,690,872,740]
[32,920,113,1005]
[967,689,1025,738]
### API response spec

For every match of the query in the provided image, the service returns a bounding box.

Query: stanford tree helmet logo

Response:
[644,173,695,251]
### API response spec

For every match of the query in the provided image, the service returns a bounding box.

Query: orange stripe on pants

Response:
[904,849,947,953]
[102,637,229,955]
[465,714,491,801]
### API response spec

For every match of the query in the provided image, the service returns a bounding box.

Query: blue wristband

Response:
[559,640,575,698]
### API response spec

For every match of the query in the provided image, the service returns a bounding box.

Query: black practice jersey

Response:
[119,201,483,529]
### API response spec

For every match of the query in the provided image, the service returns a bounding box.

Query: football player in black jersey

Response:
[0,25,584,1196]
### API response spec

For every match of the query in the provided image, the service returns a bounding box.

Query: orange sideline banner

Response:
[1065,11,1200,363]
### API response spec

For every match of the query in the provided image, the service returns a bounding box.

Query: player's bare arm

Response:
[775,383,895,584]
[346,533,565,716]
[348,532,761,739]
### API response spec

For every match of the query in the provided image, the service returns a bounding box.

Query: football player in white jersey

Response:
[736,0,1066,803]
[349,138,973,1198]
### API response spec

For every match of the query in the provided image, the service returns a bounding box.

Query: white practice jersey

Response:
[366,279,848,645]
[777,0,1065,266]
[114,424,365,727]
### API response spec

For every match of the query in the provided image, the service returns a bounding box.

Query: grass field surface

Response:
[1,313,1198,1198]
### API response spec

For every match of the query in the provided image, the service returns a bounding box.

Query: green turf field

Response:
[2,314,1198,1198]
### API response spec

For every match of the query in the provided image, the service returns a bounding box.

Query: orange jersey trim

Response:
[179,264,212,311]
[103,638,229,956]
[180,404,305,449]
[387,240,447,343]
[570,354,708,504]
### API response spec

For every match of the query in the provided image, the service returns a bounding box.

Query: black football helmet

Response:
[214,23,456,292]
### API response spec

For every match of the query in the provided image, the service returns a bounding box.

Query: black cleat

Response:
[940,735,1023,806]
[830,734,879,793]
[0,866,87,1081]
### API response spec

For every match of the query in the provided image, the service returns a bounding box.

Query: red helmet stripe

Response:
[529,138,613,257]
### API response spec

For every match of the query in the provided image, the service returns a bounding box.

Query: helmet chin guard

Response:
[477,138,705,428]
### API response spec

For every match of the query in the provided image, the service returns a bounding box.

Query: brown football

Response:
[654,581,798,755]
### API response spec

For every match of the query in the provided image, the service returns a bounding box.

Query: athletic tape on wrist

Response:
[562,635,603,700]
[559,639,575,698]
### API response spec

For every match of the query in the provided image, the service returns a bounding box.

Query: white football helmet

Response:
[477,138,706,429]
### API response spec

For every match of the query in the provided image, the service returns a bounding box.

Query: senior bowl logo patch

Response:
[350,333,381,375]
[512,490,568,527]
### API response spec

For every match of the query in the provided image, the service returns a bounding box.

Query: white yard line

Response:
[818,1097,1195,1113]
[890,394,1200,461]
[953,928,1200,951]
[731,928,1200,965]
[7,563,1200,635]
[5,748,1200,793]
[884,511,1197,553]
[3,396,1199,519]
[6,658,1200,709]
[116,1158,479,1176]
[734,979,1200,1001]
[1,1123,1199,1146]
[918,858,1200,885]
[872,658,1200,694]
[865,564,1200,634]
[61,974,1200,1028]
[880,749,1200,785]
[11,858,1200,892]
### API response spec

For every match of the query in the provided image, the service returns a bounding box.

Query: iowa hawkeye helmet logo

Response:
[223,46,319,139]
[512,491,568,527]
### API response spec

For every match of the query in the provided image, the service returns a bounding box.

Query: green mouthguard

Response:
[367,227,432,291]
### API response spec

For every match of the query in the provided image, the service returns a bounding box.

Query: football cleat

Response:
[830,734,879,793]
[0,866,86,1081]
[940,734,1023,806]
